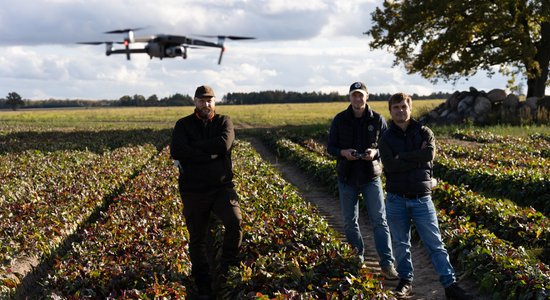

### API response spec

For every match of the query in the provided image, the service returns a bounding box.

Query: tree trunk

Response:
[527,21,550,98]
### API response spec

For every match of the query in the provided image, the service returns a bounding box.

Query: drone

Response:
[78,28,255,64]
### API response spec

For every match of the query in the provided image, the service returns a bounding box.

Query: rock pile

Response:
[423,87,549,125]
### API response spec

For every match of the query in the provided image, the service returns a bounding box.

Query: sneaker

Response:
[445,283,473,300]
[394,279,413,298]
[357,255,366,268]
[381,264,399,280]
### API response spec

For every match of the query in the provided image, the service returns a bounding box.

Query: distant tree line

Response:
[0,92,194,110]
[1,90,452,110]
[223,90,453,104]
[115,94,193,106]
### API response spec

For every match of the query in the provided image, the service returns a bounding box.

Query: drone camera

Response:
[165,46,186,58]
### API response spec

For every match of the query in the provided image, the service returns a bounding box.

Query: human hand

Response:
[341,149,359,160]
[362,148,376,161]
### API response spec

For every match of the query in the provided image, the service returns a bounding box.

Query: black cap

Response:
[349,81,368,96]
[194,85,216,98]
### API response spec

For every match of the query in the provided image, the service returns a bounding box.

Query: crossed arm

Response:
[378,128,435,173]
[170,117,234,164]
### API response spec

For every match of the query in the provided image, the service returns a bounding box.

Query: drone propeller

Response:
[104,27,148,60]
[104,27,146,34]
[195,35,256,41]
[193,35,255,64]
[77,41,123,45]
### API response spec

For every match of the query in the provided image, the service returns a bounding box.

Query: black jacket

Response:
[327,104,387,184]
[170,112,235,192]
[378,119,435,195]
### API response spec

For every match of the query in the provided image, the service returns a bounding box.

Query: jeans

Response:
[386,192,455,287]
[338,177,394,267]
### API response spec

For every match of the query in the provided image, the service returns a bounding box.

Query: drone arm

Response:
[109,49,148,55]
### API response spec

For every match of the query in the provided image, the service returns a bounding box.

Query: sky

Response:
[0,0,511,101]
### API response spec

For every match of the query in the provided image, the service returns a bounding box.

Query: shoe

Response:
[357,255,366,268]
[394,279,413,298]
[381,264,399,280]
[445,283,473,300]
[195,278,212,300]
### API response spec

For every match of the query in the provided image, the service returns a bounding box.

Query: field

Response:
[1,101,549,299]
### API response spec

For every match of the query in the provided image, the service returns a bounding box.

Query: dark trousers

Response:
[180,186,242,290]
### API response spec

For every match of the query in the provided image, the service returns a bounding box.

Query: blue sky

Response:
[0,0,509,100]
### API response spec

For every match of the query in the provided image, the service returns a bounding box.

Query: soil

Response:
[247,137,488,300]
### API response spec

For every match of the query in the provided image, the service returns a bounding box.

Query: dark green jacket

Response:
[170,112,234,192]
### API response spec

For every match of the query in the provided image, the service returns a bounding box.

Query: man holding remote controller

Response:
[327,81,398,280]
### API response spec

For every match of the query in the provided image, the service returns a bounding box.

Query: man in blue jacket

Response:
[378,92,471,299]
[327,81,398,280]
[170,85,242,300]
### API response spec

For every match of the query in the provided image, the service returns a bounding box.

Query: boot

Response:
[445,282,473,300]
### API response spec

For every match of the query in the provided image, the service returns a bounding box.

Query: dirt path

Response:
[247,137,485,299]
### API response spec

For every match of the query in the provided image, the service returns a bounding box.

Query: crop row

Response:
[0,145,158,297]
[264,137,549,299]
[450,129,550,158]
[38,147,189,298]
[0,128,171,155]
[434,154,549,216]
[9,142,391,299]
[438,140,549,170]
[432,183,549,264]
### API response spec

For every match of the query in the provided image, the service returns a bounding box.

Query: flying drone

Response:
[78,28,255,64]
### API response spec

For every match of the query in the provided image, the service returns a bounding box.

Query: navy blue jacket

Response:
[170,112,235,192]
[327,104,387,184]
[378,119,435,195]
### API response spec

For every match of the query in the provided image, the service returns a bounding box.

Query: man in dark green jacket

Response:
[170,85,242,300]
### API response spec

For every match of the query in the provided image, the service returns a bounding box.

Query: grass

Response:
[3,99,548,137]
[431,123,550,137]
[0,100,443,132]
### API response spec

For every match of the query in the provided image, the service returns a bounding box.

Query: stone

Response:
[457,96,474,115]
[487,89,507,102]
[474,96,492,115]
[446,91,461,109]
[503,94,520,111]
[462,95,475,105]
[446,111,461,123]
[526,97,539,110]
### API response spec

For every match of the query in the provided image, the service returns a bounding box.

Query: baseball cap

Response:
[194,85,216,98]
[349,82,368,96]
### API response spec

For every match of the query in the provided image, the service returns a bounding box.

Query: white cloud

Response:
[0,0,512,100]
